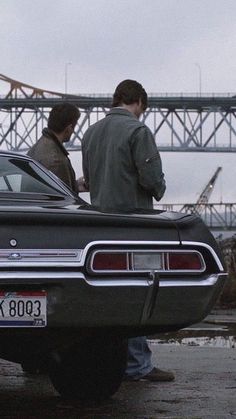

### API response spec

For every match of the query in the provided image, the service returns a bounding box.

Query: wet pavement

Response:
[0,309,235,418]
[149,308,236,349]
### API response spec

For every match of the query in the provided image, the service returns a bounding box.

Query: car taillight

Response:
[90,250,204,272]
[92,252,129,271]
[168,252,202,270]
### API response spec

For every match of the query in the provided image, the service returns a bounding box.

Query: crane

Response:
[182,167,222,214]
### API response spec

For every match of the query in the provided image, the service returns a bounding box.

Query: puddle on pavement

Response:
[148,321,236,348]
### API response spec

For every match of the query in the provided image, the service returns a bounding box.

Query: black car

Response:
[0,151,227,400]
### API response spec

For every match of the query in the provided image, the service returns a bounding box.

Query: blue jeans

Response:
[125,336,153,379]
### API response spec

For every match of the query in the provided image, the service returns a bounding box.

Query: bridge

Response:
[0,74,236,232]
[0,73,236,152]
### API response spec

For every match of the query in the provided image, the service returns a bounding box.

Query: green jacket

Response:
[27,128,78,193]
[82,108,166,212]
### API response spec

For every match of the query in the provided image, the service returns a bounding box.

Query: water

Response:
[148,319,236,348]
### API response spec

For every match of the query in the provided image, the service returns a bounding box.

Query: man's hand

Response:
[77,176,89,192]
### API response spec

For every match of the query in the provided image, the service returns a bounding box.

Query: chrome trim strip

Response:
[83,273,227,287]
[81,240,225,271]
[0,271,84,280]
[0,271,153,287]
[0,271,226,288]
[0,249,82,267]
[159,273,227,287]
[84,279,154,287]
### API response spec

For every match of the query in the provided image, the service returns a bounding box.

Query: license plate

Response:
[0,291,47,327]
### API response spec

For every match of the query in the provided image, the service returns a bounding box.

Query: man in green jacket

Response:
[82,79,174,382]
[28,103,80,193]
[82,82,165,212]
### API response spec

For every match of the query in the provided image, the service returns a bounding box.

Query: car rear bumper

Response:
[0,270,227,334]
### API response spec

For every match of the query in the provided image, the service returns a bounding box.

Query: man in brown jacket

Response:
[28,103,80,193]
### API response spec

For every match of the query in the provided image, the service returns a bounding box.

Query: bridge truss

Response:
[0,73,236,152]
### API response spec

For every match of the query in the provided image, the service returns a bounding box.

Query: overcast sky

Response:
[1,0,236,94]
[0,0,236,204]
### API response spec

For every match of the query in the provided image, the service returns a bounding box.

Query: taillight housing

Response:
[90,249,205,273]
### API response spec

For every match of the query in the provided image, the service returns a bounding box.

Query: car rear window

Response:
[0,156,69,196]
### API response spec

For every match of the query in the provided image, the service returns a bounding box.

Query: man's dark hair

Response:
[112,79,148,110]
[48,103,80,133]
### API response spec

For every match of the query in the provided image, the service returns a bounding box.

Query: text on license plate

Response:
[0,291,47,327]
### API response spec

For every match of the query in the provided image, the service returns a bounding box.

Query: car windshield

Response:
[0,156,70,197]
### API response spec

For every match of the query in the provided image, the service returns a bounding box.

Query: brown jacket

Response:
[28,128,78,193]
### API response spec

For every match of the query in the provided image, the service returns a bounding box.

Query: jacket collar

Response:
[106,107,138,119]
[42,128,69,156]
